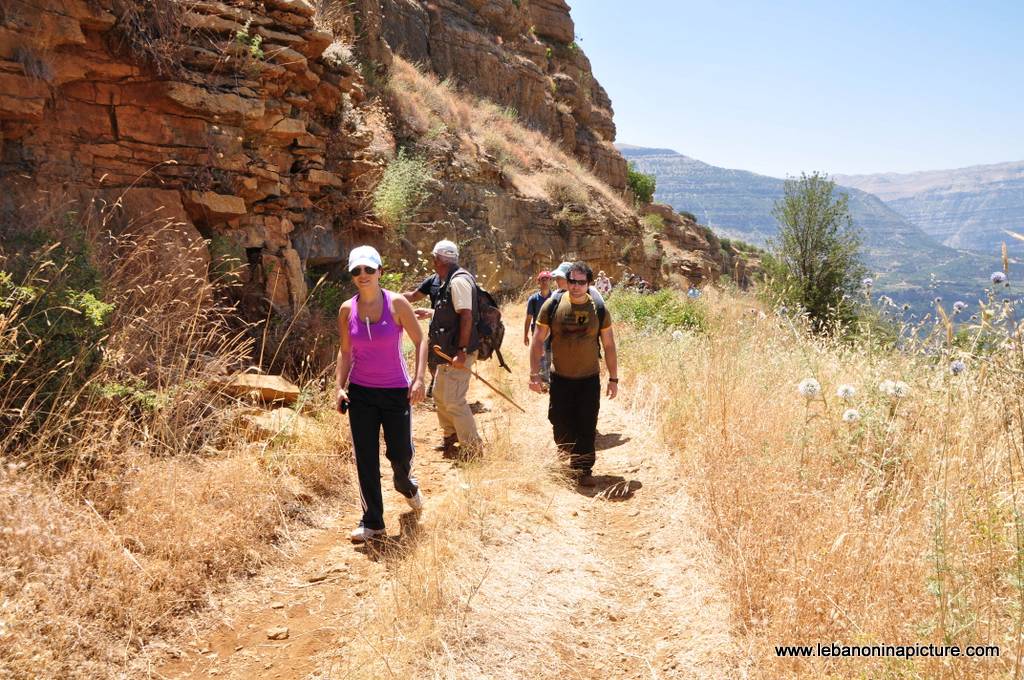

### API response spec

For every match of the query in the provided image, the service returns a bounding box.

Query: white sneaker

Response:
[405,490,424,512]
[350,526,386,543]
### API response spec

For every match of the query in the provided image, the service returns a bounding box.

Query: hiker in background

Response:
[524,270,553,385]
[404,240,482,459]
[336,246,427,544]
[529,261,618,486]
[595,270,613,298]
[551,263,569,292]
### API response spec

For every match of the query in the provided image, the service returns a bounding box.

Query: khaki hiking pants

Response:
[434,351,481,447]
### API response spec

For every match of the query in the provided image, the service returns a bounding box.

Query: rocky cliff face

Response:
[377,0,627,192]
[0,0,656,337]
[1,0,373,313]
[641,203,758,290]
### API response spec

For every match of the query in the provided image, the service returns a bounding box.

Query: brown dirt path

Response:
[150,307,748,679]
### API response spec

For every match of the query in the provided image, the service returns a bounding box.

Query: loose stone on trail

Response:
[266,626,290,640]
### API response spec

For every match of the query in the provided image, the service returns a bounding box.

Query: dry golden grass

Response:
[0,199,354,678]
[387,57,631,219]
[615,286,1022,677]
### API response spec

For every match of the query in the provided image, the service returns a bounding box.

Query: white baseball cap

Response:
[552,261,573,279]
[431,239,459,258]
[347,245,382,271]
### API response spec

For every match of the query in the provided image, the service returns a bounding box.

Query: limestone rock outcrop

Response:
[643,203,759,289]
[377,0,627,191]
[1,0,666,337]
[1,0,372,312]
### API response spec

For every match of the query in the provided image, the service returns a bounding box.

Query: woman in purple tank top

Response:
[335,246,428,544]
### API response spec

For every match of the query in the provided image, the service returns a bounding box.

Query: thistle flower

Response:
[992,271,1008,285]
[892,381,911,398]
[671,330,684,341]
[950,359,966,375]
[862,277,874,288]
[933,296,942,304]
[798,378,821,398]
[778,305,788,316]
[842,408,861,423]
[952,301,968,314]
[687,287,701,299]
[878,379,896,395]
[836,384,856,400]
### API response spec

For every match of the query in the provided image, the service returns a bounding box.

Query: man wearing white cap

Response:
[404,239,482,458]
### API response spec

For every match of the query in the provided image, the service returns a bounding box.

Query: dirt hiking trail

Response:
[153,307,749,679]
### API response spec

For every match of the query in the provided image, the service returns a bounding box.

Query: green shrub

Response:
[642,213,665,234]
[373,149,432,232]
[609,289,706,333]
[309,278,347,316]
[626,162,656,205]
[678,210,697,222]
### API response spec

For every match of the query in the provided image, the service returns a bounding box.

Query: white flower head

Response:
[836,384,856,400]
[950,359,966,375]
[878,380,896,396]
[842,408,861,423]
[892,381,911,398]
[992,271,1008,286]
[797,378,821,399]
[671,330,684,341]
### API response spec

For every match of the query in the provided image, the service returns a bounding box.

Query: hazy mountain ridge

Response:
[834,162,1024,256]
[619,145,997,306]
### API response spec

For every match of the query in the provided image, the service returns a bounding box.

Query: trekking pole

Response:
[432,345,526,414]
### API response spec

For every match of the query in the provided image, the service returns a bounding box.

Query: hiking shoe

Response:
[575,471,597,487]
[349,526,386,544]
[405,489,424,512]
[435,434,458,453]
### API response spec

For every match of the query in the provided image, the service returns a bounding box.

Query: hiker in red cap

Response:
[524,270,554,386]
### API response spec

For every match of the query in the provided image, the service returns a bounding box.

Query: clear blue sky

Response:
[570,1,1024,177]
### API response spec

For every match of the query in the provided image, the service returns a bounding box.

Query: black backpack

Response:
[474,286,510,372]
[430,270,510,372]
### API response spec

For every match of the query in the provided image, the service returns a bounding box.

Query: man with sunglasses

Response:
[404,239,482,458]
[528,261,618,486]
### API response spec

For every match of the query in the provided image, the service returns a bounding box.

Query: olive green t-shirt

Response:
[536,293,612,378]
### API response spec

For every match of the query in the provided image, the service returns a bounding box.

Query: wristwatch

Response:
[458,347,468,353]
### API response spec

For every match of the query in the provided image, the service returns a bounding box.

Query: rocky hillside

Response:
[0,0,670,339]
[620,145,998,307]
[835,161,1024,257]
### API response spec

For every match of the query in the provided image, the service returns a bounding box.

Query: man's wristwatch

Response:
[608,378,619,383]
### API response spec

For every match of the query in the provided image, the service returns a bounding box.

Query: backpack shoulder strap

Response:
[545,290,566,326]
[594,294,606,327]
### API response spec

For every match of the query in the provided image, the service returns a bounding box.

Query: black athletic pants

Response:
[347,383,419,531]
[548,373,601,473]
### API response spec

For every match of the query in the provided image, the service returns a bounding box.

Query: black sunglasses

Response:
[567,278,589,285]
[350,266,377,276]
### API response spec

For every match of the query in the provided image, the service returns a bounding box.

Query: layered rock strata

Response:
[377,0,627,191]
[1,0,662,327]
[0,0,373,311]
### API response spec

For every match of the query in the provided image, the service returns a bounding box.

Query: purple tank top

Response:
[348,290,411,389]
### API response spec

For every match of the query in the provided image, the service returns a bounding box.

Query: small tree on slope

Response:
[766,172,866,332]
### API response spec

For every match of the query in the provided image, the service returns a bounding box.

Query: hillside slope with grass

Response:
[836,160,1024,257]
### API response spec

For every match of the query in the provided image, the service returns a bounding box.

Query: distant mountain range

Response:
[834,162,1024,257]
[618,145,999,307]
